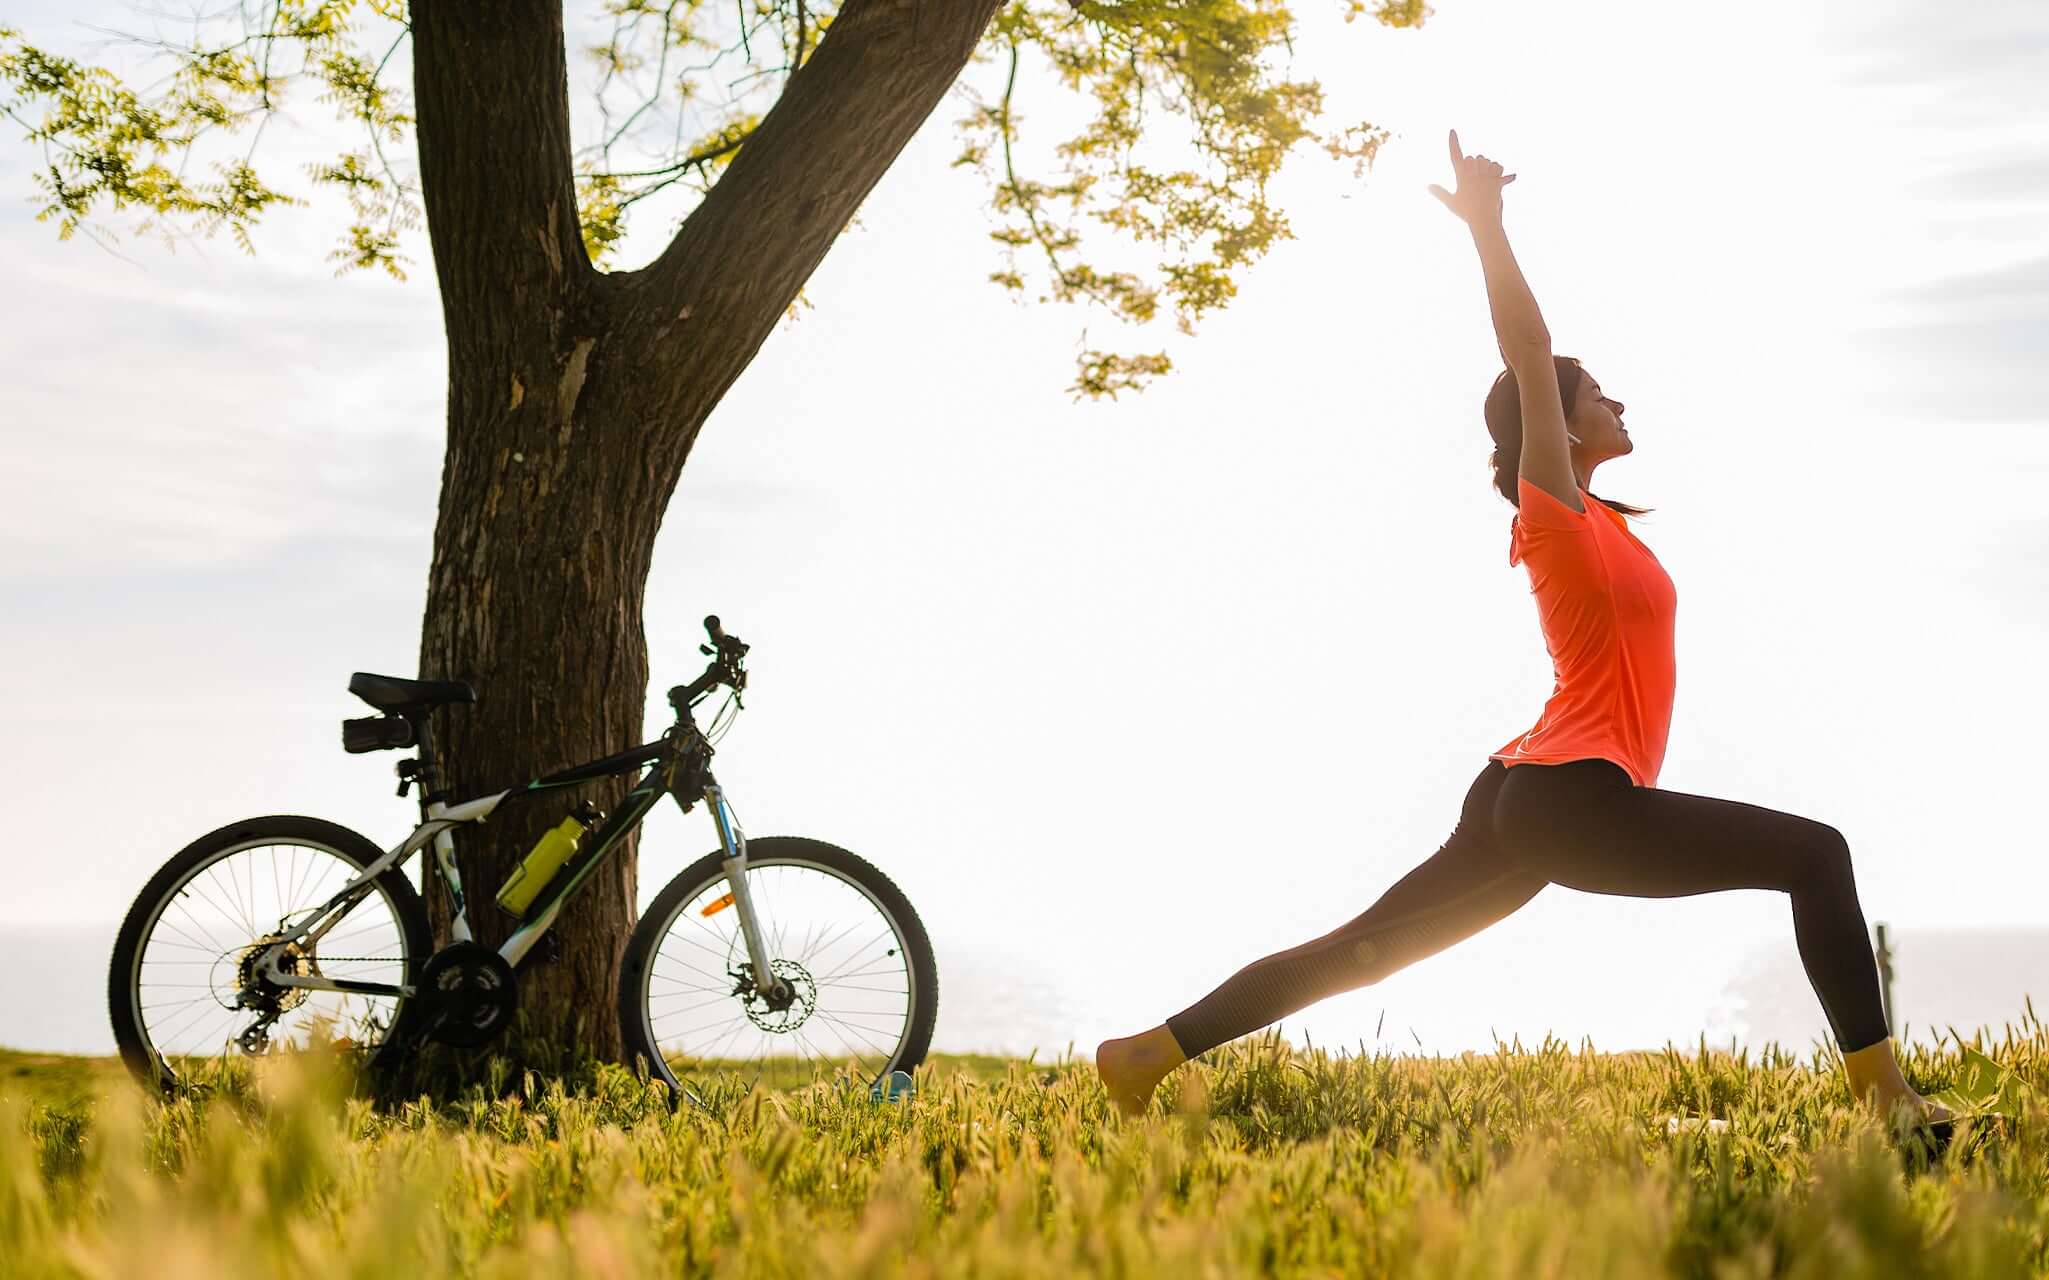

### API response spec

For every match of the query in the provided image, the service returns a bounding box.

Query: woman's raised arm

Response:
[1430,131,1580,512]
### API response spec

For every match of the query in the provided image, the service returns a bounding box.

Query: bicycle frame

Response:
[254,724,782,1003]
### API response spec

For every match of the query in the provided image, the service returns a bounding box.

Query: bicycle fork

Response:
[702,782,781,999]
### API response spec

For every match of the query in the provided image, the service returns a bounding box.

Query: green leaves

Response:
[1927,1044,2042,1118]
[957,2,1423,397]
[4,0,1433,397]
[0,8,411,269]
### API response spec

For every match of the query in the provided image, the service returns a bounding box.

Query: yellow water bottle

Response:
[495,814,588,916]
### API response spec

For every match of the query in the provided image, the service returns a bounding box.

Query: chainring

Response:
[419,941,519,1048]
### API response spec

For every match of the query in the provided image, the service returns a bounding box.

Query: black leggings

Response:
[1164,757,1890,1058]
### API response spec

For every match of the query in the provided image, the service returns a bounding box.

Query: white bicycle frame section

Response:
[256,780,778,1001]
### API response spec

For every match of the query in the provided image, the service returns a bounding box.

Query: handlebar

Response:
[668,615,749,713]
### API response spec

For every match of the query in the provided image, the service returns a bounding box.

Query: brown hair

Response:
[1484,356,1652,517]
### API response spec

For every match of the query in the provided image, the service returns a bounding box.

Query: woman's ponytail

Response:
[1488,439,1521,507]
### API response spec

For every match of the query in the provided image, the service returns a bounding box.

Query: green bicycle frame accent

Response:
[497,760,676,966]
[258,725,781,1002]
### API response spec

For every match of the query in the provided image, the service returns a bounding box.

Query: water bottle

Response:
[495,814,588,915]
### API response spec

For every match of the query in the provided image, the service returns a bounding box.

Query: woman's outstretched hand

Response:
[1428,129,1517,228]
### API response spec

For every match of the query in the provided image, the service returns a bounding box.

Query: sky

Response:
[1,0,2045,1061]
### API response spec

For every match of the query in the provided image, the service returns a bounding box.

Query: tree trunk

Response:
[407,0,1003,1062]
[410,0,639,1060]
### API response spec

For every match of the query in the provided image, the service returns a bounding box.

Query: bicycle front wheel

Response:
[619,836,938,1098]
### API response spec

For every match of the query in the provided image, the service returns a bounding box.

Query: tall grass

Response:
[5,1017,2048,1278]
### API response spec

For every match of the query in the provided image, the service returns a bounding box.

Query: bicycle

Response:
[107,616,940,1100]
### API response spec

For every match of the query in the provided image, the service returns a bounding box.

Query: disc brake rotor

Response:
[738,958,818,1033]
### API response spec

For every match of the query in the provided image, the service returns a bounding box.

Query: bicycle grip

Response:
[704,615,727,642]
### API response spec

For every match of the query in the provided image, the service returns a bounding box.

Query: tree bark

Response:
[407,0,1002,1061]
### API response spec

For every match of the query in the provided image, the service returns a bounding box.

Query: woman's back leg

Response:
[1161,762,1546,1059]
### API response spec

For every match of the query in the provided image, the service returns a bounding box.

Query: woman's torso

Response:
[1489,474,1678,788]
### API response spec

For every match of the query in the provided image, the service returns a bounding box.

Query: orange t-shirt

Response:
[1490,473,1678,788]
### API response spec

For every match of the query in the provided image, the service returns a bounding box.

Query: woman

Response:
[1094,130,1950,1131]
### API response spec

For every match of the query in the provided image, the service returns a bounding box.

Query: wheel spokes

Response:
[133,840,411,1066]
[643,861,914,1087]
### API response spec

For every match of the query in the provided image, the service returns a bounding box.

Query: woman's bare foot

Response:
[1843,1037,1954,1127]
[1095,1025,1188,1117]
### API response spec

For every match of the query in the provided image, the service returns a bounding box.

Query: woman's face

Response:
[1569,371,1631,460]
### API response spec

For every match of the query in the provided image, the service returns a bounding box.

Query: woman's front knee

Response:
[1798,821,1856,888]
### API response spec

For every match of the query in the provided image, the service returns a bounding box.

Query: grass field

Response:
[4,1023,2048,1278]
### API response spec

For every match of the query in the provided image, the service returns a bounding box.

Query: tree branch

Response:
[410,0,589,325]
[630,0,1005,413]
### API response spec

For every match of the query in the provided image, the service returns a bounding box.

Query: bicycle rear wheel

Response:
[619,836,938,1099]
[108,815,430,1094]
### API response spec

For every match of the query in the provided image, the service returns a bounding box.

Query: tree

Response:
[2,0,1430,1060]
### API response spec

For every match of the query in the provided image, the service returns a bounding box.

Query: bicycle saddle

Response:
[348,672,476,714]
